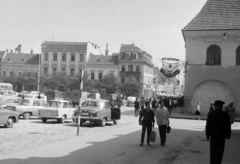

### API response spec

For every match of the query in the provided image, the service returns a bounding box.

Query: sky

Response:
[0,0,207,67]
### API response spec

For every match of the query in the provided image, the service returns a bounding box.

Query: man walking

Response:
[134,98,140,117]
[140,97,145,111]
[206,100,231,164]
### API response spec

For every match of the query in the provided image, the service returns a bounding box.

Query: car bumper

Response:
[72,115,101,121]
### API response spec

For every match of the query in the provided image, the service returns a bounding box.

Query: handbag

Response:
[139,120,143,125]
[149,130,156,142]
[166,125,171,133]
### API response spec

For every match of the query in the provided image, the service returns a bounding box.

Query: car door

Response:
[67,102,74,118]
[105,101,111,120]
[32,100,41,116]
[0,108,5,124]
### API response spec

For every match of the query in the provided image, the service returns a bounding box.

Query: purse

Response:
[149,130,156,142]
[139,120,143,125]
[166,125,171,133]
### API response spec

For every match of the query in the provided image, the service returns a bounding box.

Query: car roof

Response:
[83,99,109,102]
[49,100,70,102]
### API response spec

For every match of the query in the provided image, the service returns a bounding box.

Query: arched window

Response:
[236,46,240,65]
[206,45,221,65]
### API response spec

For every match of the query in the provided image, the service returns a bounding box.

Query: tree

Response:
[119,76,142,97]
[98,73,119,93]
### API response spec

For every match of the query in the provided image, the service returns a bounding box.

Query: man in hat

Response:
[206,100,231,164]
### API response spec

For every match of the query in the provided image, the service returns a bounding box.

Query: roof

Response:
[0,51,5,61]
[1,53,39,65]
[41,41,88,52]
[88,54,118,65]
[119,44,152,58]
[183,0,240,31]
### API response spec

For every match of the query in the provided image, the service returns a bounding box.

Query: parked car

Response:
[127,96,137,107]
[38,99,76,123]
[0,107,19,128]
[72,99,121,127]
[6,98,47,119]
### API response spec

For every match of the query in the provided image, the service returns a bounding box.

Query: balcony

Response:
[119,71,141,77]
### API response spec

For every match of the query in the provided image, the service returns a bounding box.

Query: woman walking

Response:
[194,102,201,120]
[155,100,169,147]
[226,102,236,124]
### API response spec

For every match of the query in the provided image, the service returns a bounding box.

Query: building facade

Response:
[182,0,240,116]
[118,44,154,97]
[41,41,101,76]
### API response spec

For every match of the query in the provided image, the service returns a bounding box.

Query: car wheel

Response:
[58,115,66,123]
[42,118,47,123]
[113,120,117,125]
[100,118,106,127]
[5,117,14,128]
[23,112,31,119]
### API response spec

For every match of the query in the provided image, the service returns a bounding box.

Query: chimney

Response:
[18,44,21,53]
[10,50,13,53]
[30,49,33,54]
[105,44,109,56]
[6,49,8,53]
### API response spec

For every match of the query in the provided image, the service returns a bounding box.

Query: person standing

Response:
[209,102,215,113]
[116,97,122,109]
[151,98,157,111]
[139,101,155,146]
[226,102,236,124]
[206,100,231,164]
[140,97,145,111]
[194,102,201,120]
[155,100,169,147]
[134,98,140,117]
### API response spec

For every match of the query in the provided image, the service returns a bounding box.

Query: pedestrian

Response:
[37,93,41,99]
[194,102,201,120]
[209,102,215,113]
[116,97,122,109]
[155,100,169,147]
[134,98,140,117]
[140,97,145,111]
[168,98,172,115]
[151,97,157,112]
[226,102,236,124]
[206,100,231,164]
[139,101,155,146]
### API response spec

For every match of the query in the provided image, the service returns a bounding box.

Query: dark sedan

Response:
[0,107,19,128]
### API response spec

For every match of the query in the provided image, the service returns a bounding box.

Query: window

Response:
[18,72,21,76]
[2,71,6,77]
[122,65,125,72]
[70,68,75,76]
[206,45,221,65]
[33,100,40,106]
[44,53,48,61]
[136,65,140,72]
[128,65,133,72]
[130,53,137,60]
[44,68,48,75]
[80,54,84,62]
[10,71,14,76]
[53,68,57,75]
[61,68,66,72]
[99,73,103,80]
[121,78,125,83]
[236,46,240,65]
[53,53,57,61]
[91,72,95,80]
[71,54,75,61]
[62,54,66,61]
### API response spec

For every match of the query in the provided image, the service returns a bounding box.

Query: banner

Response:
[160,58,180,78]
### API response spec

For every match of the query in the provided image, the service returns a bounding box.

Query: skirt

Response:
[194,110,201,115]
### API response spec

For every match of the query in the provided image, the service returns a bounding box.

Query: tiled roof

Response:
[41,41,88,52]
[1,53,39,65]
[0,51,5,61]
[88,54,118,65]
[119,44,152,58]
[183,0,240,30]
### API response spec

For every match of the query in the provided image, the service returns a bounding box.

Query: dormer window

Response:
[97,59,100,62]
[109,60,112,62]
[8,59,10,61]
[21,59,24,61]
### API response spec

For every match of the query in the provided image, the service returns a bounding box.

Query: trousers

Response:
[158,125,167,144]
[210,137,225,164]
[141,123,152,144]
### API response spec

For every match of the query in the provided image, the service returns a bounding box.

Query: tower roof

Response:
[183,0,240,31]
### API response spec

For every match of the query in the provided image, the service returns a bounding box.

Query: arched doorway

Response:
[190,80,235,115]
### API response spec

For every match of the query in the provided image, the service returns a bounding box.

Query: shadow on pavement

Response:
[0,125,203,164]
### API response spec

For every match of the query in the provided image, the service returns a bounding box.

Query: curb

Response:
[173,131,205,164]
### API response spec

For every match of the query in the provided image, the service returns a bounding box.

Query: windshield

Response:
[45,101,62,108]
[82,101,104,108]
[18,99,30,106]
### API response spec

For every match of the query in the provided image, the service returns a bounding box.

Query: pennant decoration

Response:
[160,58,180,78]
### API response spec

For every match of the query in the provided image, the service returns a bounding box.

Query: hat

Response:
[214,100,225,106]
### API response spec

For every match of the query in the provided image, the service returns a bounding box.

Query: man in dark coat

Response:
[139,101,155,146]
[206,100,231,164]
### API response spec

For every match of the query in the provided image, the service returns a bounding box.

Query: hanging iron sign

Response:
[160,57,180,78]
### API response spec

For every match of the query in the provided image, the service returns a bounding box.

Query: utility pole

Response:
[77,69,84,135]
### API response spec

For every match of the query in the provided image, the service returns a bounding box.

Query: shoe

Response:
[140,143,143,146]
[162,143,165,147]
[147,143,151,146]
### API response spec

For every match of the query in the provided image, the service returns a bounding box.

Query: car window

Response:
[105,102,110,108]
[67,102,73,108]
[18,99,30,106]
[63,102,68,108]
[41,101,47,106]
[33,100,40,106]
[6,98,13,103]
[45,101,62,108]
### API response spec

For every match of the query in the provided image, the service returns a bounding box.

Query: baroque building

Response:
[182,0,240,116]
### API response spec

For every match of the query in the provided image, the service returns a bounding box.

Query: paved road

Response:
[0,107,133,155]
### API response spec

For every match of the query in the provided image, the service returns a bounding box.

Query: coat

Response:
[206,107,231,139]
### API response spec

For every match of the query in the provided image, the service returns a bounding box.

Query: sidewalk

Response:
[170,107,240,164]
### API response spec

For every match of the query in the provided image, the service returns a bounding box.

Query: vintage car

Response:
[6,98,47,119]
[127,96,137,107]
[0,96,21,107]
[0,107,19,128]
[38,99,76,123]
[72,99,121,127]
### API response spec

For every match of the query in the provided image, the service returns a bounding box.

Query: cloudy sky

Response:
[0,0,207,67]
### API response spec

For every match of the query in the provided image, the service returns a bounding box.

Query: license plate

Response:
[81,112,89,116]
